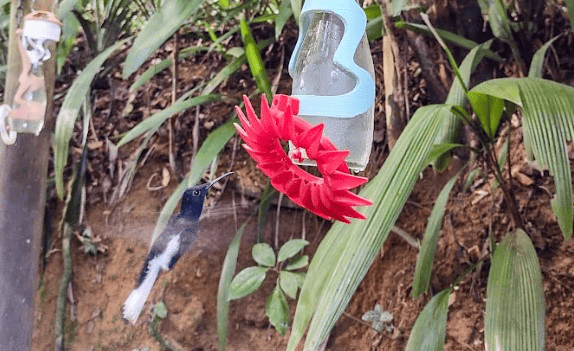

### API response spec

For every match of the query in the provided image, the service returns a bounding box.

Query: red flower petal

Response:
[235,94,372,223]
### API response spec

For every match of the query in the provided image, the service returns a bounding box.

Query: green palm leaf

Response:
[287,104,450,350]
[433,41,491,170]
[485,229,545,350]
[470,78,574,239]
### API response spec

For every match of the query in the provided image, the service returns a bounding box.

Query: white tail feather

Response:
[122,234,181,324]
[122,265,160,324]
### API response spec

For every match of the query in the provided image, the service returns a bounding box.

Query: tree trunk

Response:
[0,0,58,350]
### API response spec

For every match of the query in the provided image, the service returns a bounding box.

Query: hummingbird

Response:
[122,172,233,324]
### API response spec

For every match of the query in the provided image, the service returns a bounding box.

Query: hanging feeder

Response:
[0,11,62,145]
[288,0,376,171]
[234,94,372,223]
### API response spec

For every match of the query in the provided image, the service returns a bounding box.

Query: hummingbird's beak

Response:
[208,172,233,188]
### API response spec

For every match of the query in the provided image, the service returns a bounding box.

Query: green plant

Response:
[149,302,179,351]
[228,239,309,334]
[361,304,393,333]
[286,15,571,351]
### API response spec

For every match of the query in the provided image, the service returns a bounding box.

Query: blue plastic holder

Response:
[288,0,375,119]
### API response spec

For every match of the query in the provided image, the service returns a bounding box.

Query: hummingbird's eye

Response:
[193,190,201,196]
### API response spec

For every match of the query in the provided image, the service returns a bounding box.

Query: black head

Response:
[179,172,233,220]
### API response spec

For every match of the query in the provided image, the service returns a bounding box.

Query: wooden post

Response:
[0,0,58,350]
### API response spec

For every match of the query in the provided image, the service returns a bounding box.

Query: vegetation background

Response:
[1,0,574,350]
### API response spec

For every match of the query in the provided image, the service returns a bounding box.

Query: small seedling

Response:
[227,239,309,334]
[148,302,178,351]
[362,304,393,333]
[75,227,108,255]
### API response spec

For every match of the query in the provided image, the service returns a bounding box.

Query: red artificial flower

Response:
[234,94,372,223]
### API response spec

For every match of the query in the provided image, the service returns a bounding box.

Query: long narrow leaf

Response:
[484,0,523,70]
[412,174,458,298]
[485,229,545,351]
[395,21,502,62]
[405,288,452,351]
[116,94,220,147]
[566,0,574,32]
[471,78,574,239]
[240,19,272,99]
[290,0,302,24]
[288,105,450,350]
[275,0,293,40]
[122,0,204,78]
[528,35,560,78]
[218,221,249,351]
[433,40,491,170]
[54,40,125,199]
[129,47,209,92]
[203,38,274,95]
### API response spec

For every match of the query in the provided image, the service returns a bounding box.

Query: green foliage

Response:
[481,0,524,70]
[566,0,574,32]
[266,286,289,335]
[240,19,272,99]
[56,12,80,73]
[217,221,249,351]
[395,21,502,62]
[470,78,574,239]
[406,289,451,351]
[227,239,309,334]
[485,229,545,350]
[412,174,458,298]
[528,35,561,78]
[54,40,126,199]
[468,91,505,139]
[275,0,293,40]
[228,266,269,300]
[123,0,204,78]
[361,304,393,333]
[288,105,449,351]
[252,243,276,267]
[152,301,168,319]
[277,239,308,262]
[116,94,221,147]
[72,0,138,56]
[432,40,492,171]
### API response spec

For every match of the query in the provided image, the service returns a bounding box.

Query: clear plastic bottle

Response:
[290,4,375,171]
[2,11,61,142]
[9,59,48,136]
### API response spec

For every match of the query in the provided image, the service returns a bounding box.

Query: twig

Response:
[391,225,420,249]
[270,45,284,95]
[54,223,74,351]
[343,311,373,328]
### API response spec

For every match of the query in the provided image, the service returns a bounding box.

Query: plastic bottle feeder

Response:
[0,11,62,145]
[288,0,376,171]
